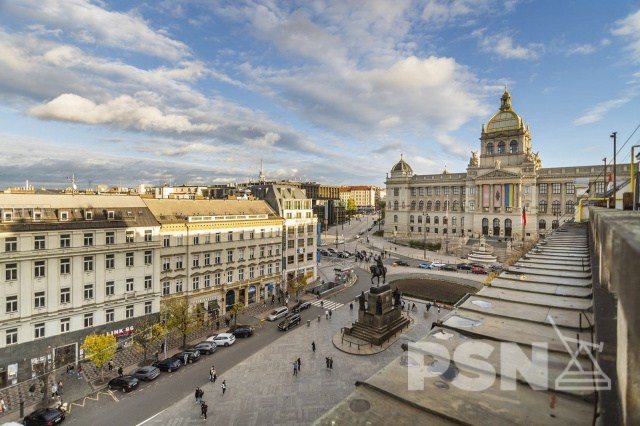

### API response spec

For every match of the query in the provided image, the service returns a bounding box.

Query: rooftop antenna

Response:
[67,174,78,192]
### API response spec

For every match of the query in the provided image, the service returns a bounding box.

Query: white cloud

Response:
[5,0,189,61]
[475,32,543,60]
[154,143,223,157]
[566,44,597,55]
[573,97,631,125]
[612,9,640,62]
[244,132,281,148]
[421,0,517,27]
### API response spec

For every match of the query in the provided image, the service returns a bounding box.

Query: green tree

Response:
[164,299,203,349]
[132,317,165,362]
[346,199,358,217]
[288,274,308,303]
[81,333,117,382]
[227,302,246,326]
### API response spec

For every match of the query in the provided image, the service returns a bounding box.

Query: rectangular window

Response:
[85,211,93,220]
[238,268,244,281]
[426,187,432,196]
[435,187,441,195]
[5,237,17,252]
[192,276,200,290]
[163,282,170,295]
[444,187,450,195]
[239,231,244,241]
[175,279,183,292]
[176,236,183,246]
[106,231,115,245]
[126,231,134,243]
[566,183,575,194]
[6,328,17,345]
[238,249,244,260]
[60,234,71,248]
[145,250,152,265]
[268,263,273,274]
[84,284,94,300]
[34,260,46,278]
[126,278,134,292]
[249,248,255,259]
[275,262,280,273]
[6,295,18,313]
[204,253,211,266]
[453,186,459,195]
[145,275,152,289]
[228,232,233,241]
[34,235,46,250]
[215,233,221,243]
[227,271,233,283]
[106,309,115,323]
[259,265,265,276]
[106,281,115,296]
[163,235,170,247]
[214,252,221,264]
[126,252,134,267]
[288,240,294,249]
[307,238,313,246]
[193,235,199,245]
[539,184,548,194]
[552,183,561,194]
[84,232,94,246]
[249,231,254,239]
[83,256,94,272]
[163,258,171,271]
[249,267,255,279]
[214,273,221,286]
[297,238,304,248]
[145,301,152,315]
[107,210,115,219]
[144,230,152,242]
[61,318,70,333]
[193,255,200,267]
[276,245,280,256]
[524,186,530,194]
[34,291,45,308]
[261,229,266,238]
[175,256,183,269]
[6,263,18,281]
[100,254,112,270]
[35,323,45,339]
[204,274,211,288]
[227,250,234,262]
[126,305,134,318]
[60,287,70,304]
[84,313,93,328]
[260,247,265,257]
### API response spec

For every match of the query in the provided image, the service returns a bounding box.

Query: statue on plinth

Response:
[358,291,366,311]
[376,295,383,315]
[393,288,401,306]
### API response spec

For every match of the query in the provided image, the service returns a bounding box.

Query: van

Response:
[268,306,289,321]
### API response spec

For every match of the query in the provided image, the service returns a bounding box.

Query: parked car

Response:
[128,366,160,382]
[344,250,353,256]
[337,251,349,258]
[228,324,254,338]
[152,358,181,372]
[108,375,140,392]
[431,261,445,267]
[440,264,457,272]
[395,260,410,266]
[213,333,236,347]
[192,341,217,355]
[292,301,312,312]
[172,349,201,363]
[278,314,302,331]
[489,264,503,271]
[205,334,218,343]
[318,242,328,246]
[268,306,289,321]
[23,408,66,426]
[319,249,331,256]
[358,230,365,235]
[327,248,337,254]
[183,347,203,360]
[457,263,473,270]
[417,263,434,269]
[472,267,488,274]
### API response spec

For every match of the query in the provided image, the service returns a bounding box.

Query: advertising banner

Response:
[482,184,490,207]
[494,184,502,208]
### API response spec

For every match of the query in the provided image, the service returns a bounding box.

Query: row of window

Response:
[539,183,575,194]
[5,276,153,312]
[161,246,280,272]
[393,200,475,212]
[284,212,313,219]
[4,230,152,252]
[408,216,465,226]
[486,140,519,155]
[283,200,312,210]
[286,224,316,236]
[538,200,575,214]
[5,302,153,345]
[286,253,315,264]
[286,238,315,249]
[162,228,282,247]
[161,263,280,295]
[396,183,577,198]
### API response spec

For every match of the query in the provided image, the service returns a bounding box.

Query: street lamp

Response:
[423,212,427,259]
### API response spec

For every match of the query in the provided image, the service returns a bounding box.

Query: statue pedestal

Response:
[344,284,410,346]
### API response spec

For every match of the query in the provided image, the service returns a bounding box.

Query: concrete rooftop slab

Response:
[490,279,593,298]
[495,274,591,287]
[476,287,593,310]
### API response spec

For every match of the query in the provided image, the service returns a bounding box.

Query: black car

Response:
[152,357,181,372]
[278,314,301,331]
[396,260,410,266]
[108,375,139,392]
[23,408,66,426]
[440,264,457,272]
[172,350,201,363]
[228,324,254,338]
[292,301,312,312]
[457,263,472,270]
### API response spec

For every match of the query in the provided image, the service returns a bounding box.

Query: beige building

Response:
[385,88,631,241]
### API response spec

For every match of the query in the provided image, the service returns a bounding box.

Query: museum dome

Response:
[486,86,522,133]
[391,154,413,174]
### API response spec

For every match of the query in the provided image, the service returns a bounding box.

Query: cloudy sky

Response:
[1,0,640,190]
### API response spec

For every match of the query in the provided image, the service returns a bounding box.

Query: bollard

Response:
[318,315,321,322]
[307,320,310,327]
[20,400,24,417]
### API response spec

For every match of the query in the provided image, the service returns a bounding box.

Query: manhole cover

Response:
[350,399,371,412]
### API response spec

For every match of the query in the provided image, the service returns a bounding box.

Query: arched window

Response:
[418,200,424,210]
[443,201,449,211]
[565,200,575,213]
[498,141,506,154]
[411,200,416,210]
[539,220,546,229]
[487,142,494,155]
[434,216,439,224]
[538,200,547,213]
[552,200,561,214]
[426,201,432,211]
[393,215,398,223]
[505,219,512,228]
[435,200,441,211]
[482,218,489,227]
[493,218,500,228]
[410,215,415,223]
[510,140,518,153]
[417,215,422,224]
[452,200,459,211]
[452,217,457,226]
[394,200,399,210]
[461,217,465,227]
[426,215,431,224]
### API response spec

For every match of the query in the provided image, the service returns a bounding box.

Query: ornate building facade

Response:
[385,89,630,242]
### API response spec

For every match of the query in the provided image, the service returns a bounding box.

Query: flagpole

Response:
[521,204,526,243]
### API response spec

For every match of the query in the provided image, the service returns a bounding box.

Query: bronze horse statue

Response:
[369,264,387,285]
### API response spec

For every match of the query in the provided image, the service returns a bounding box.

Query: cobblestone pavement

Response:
[140,300,449,425]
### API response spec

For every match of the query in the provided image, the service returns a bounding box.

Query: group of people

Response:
[292,358,302,376]
[66,363,82,379]
[194,387,208,419]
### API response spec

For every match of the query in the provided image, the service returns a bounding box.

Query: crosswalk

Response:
[310,299,344,310]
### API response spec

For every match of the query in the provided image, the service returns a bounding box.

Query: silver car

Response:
[193,342,218,355]
[128,366,160,382]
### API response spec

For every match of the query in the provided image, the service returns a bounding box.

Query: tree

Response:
[132,317,165,362]
[288,274,308,303]
[164,299,203,349]
[227,302,246,326]
[346,199,358,217]
[81,333,117,383]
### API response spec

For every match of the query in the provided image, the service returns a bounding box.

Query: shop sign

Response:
[106,326,134,337]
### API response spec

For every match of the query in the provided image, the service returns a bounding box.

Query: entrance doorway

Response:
[505,219,512,237]
[493,218,500,236]
[225,290,235,311]
[54,343,76,369]
[482,218,489,235]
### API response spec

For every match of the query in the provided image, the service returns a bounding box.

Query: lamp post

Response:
[423,212,427,259]
[611,132,617,208]
[603,157,607,206]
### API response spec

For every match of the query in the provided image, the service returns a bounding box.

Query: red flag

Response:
[522,205,527,227]
[607,173,613,192]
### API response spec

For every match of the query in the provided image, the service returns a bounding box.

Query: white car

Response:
[268,306,289,321]
[212,333,236,347]
[431,261,446,268]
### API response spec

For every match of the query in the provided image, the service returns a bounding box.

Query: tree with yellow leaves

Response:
[81,333,117,382]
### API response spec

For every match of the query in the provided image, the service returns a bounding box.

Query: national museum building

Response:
[384,89,630,242]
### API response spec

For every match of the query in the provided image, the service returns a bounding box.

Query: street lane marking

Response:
[310,300,344,310]
[136,408,167,425]
[66,390,118,413]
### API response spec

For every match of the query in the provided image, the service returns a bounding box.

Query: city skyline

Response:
[1,1,640,189]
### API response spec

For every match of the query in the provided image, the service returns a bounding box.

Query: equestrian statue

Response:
[369,255,387,285]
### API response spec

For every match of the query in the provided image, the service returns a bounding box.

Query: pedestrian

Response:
[66,364,70,375]
[412,303,416,311]
[29,383,36,397]
[77,366,83,380]
[194,387,200,403]
[221,380,226,395]
[184,353,188,365]
[51,382,58,398]
[57,381,63,396]
[160,342,165,353]
[329,310,332,319]
[118,366,123,377]
[297,357,301,372]
[426,303,431,312]
[325,357,330,370]
[108,360,113,372]
[271,295,275,305]
[199,388,204,403]
[0,397,5,412]
[209,367,214,382]
[437,305,441,314]
[213,372,217,383]
[293,361,298,376]
[329,357,334,370]
[263,300,266,308]
[201,401,208,419]
[325,310,329,319]
[312,341,316,352]
[216,320,220,330]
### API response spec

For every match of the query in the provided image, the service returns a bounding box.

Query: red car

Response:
[471,267,488,274]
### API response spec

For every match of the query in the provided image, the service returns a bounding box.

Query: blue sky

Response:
[1,0,640,190]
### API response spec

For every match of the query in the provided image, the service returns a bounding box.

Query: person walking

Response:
[437,305,441,314]
[325,357,330,370]
[57,381,63,397]
[198,388,204,403]
[293,361,298,376]
[221,380,227,395]
[118,366,123,377]
[77,366,83,380]
[194,387,201,404]
[29,383,36,397]
[297,357,301,372]
[154,351,159,363]
[108,360,113,372]
[325,310,329,320]
[51,382,58,399]
[0,397,5,412]
[311,341,316,352]
[201,401,208,420]
[209,367,214,382]
[216,320,220,330]
[329,357,334,370]
[329,310,332,319]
